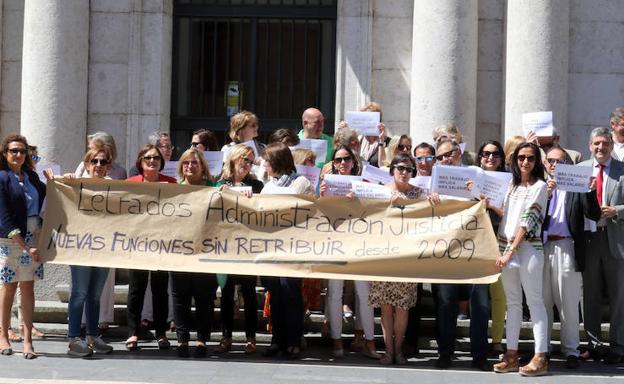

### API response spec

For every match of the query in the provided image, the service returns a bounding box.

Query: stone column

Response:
[410,0,478,149]
[503,1,570,142]
[21,0,89,171]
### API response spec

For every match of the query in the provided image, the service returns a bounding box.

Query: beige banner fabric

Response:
[39,178,501,283]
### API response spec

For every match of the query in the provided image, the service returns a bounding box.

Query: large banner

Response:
[39,179,501,283]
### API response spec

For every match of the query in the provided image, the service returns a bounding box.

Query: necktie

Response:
[596,163,604,206]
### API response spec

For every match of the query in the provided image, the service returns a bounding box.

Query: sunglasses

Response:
[481,150,501,159]
[517,155,536,163]
[333,156,352,163]
[546,158,566,165]
[395,165,415,174]
[415,155,434,163]
[143,155,162,162]
[7,148,27,155]
[435,149,456,161]
[398,144,412,151]
[190,142,201,148]
[182,160,199,166]
[90,158,110,166]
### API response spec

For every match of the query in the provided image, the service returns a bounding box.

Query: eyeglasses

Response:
[398,144,412,151]
[190,142,201,148]
[333,156,352,163]
[546,158,566,165]
[90,158,110,166]
[415,155,434,163]
[517,155,536,163]
[241,158,254,165]
[435,149,456,161]
[481,150,501,159]
[182,160,199,167]
[158,145,173,151]
[7,148,27,155]
[143,155,162,162]
[395,165,415,174]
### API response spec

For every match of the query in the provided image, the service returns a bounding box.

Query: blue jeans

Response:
[436,284,489,359]
[68,265,110,338]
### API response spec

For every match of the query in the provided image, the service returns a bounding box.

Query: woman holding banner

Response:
[319,145,379,359]
[214,144,262,354]
[0,134,46,359]
[260,142,314,359]
[493,142,549,376]
[125,144,176,351]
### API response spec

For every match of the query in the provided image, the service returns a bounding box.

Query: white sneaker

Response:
[89,336,113,354]
[68,337,93,357]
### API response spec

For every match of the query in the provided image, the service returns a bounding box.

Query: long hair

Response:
[0,134,35,172]
[262,142,296,176]
[330,144,360,176]
[477,140,506,171]
[510,142,544,186]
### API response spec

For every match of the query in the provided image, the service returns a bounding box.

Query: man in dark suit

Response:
[542,145,600,369]
[578,127,624,364]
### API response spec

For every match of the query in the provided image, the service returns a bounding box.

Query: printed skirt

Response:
[0,217,44,284]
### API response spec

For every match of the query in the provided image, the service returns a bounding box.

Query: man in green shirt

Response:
[297,108,333,168]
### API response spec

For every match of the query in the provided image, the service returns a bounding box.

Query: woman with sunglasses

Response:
[190,128,219,152]
[368,153,424,365]
[383,135,412,168]
[0,134,46,359]
[493,142,549,376]
[124,144,176,351]
[46,147,116,357]
[214,144,263,354]
[319,145,379,360]
[169,148,218,358]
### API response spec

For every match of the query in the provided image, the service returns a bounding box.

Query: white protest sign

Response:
[409,175,431,191]
[296,165,321,191]
[522,111,553,137]
[554,163,593,193]
[230,186,252,194]
[36,162,61,184]
[161,161,179,180]
[431,165,476,199]
[261,183,296,195]
[323,174,362,196]
[345,111,380,136]
[351,180,391,200]
[203,151,224,176]
[361,164,393,185]
[294,139,328,165]
[471,167,512,209]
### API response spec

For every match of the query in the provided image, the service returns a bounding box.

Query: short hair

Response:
[413,142,435,157]
[134,144,165,174]
[384,134,412,166]
[476,140,506,171]
[388,153,417,177]
[331,144,360,176]
[435,138,460,152]
[433,123,463,143]
[192,129,219,151]
[88,131,119,161]
[590,126,613,144]
[269,128,300,146]
[610,107,624,125]
[510,143,545,186]
[333,127,358,149]
[229,111,258,142]
[148,131,169,146]
[292,148,316,165]
[177,148,211,181]
[262,142,296,176]
[0,133,35,172]
[503,135,526,166]
[545,144,571,164]
[220,144,255,181]
[83,146,113,172]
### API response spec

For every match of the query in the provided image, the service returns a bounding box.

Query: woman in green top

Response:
[171,148,218,358]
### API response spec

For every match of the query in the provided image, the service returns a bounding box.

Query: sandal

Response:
[493,352,519,373]
[125,337,139,351]
[30,326,45,339]
[519,355,548,377]
[214,337,232,354]
[380,353,394,365]
[8,328,22,342]
[244,338,257,354]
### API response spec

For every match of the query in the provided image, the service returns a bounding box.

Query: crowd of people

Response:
[0,103,623,377]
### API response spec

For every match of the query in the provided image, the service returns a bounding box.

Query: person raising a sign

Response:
[494,142,549,376]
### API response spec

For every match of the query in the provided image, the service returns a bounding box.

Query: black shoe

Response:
[471,356,492,371]
[284,346,300,360]
[435,354,452,369]
[262,343,281,357]
[193,344,208,358]
[603,351,623,365]
[177,344,190,358]
[565,355,580,369]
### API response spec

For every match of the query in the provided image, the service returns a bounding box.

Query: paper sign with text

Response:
[296,165,321,190]
[351,180,392,200]
[554,164,592,193]
[471,167,512,209]
[362,164,393,185]
[431,165,476,199]
[410,175,431,192]
[323,174,362,196]
[522,111,554,137]
[293,139,328,166]
[345,111,380,136]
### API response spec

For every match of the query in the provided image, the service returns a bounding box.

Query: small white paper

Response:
[323,174,363,196]
[345,111,380,136]
[431,165,476,199]
[459,142,466,154]
[522,111,554,137]
[203,151,224,177]
[471,167,513,209]
[361,164,393,185]
[36,162,61,184]
[409,175,431,191]
[161,161,179,180]
[293,138,328,165]
[554,163,593,193]
[296,165,321,191]
[351,180,392,200]
[261,183,295,195]
[230,186,252,193]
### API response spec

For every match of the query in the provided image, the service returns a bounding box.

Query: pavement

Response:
[1,332,623,384]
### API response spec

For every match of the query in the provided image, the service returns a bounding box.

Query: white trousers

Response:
[327,279,374,340]
[501,242,548,353]
[542,238,581,357]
